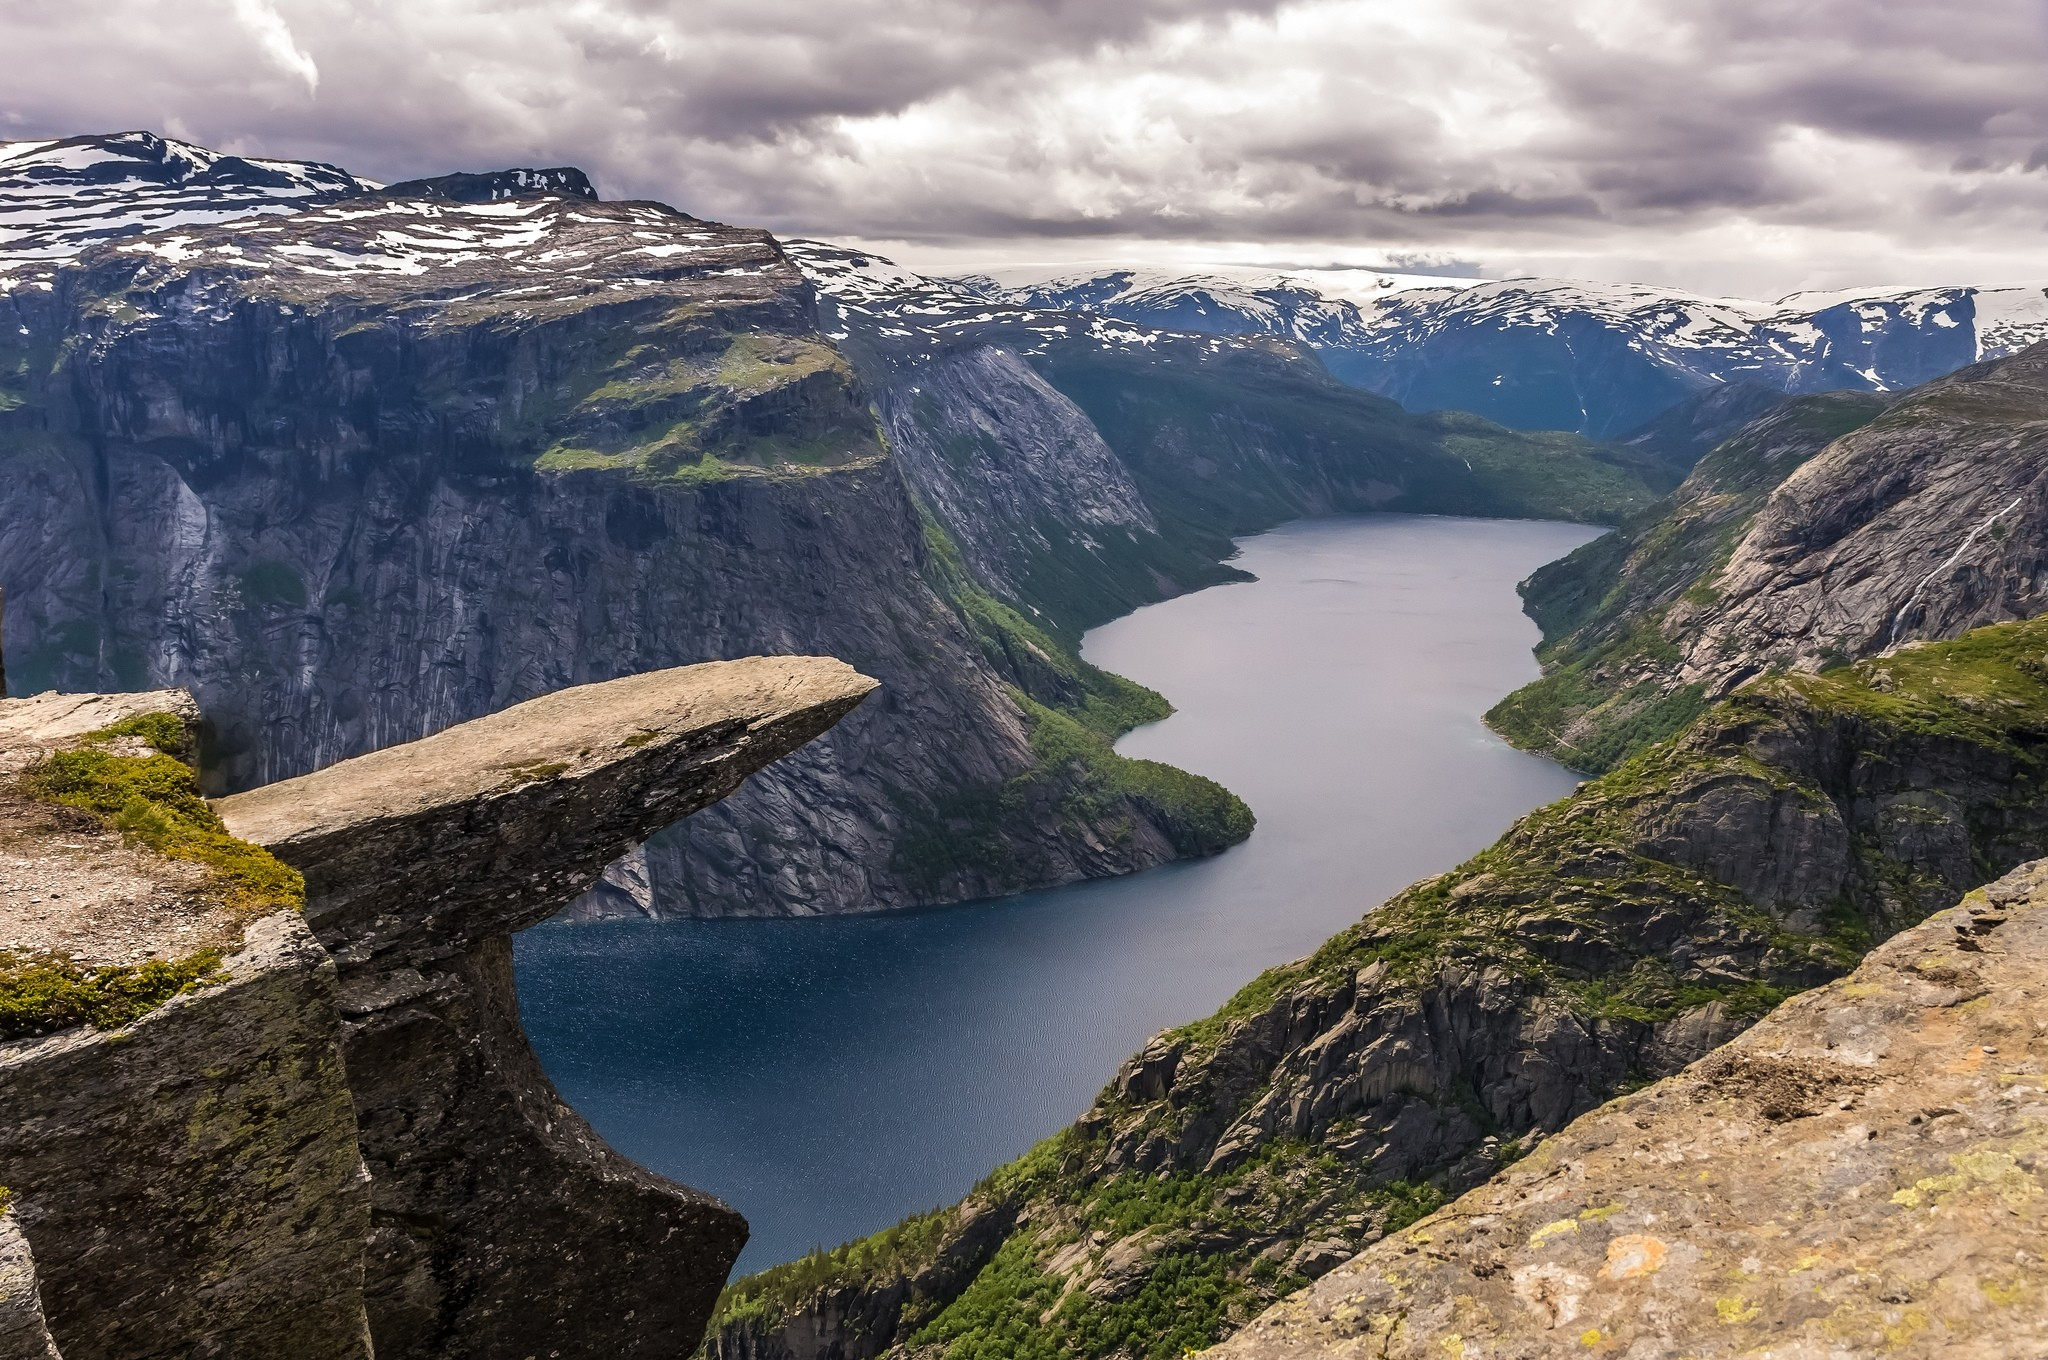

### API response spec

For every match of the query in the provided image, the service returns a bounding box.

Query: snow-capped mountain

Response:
[976,267,2048,438]
[786,240,1258,371]
[0,131,374,286]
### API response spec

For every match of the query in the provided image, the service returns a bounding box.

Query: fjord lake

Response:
[515,514,1601,1273]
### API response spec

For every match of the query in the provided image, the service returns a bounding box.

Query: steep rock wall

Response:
[0,659,877,1360]
[0,913,372,1360]
[0,185,1231,917]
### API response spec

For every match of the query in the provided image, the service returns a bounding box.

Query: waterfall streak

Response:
[1888,495,2024,646]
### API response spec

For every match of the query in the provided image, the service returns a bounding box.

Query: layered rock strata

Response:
[1212,858,2048,1358]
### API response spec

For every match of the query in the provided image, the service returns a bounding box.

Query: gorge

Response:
[7,128,2048,1360]
[516,513,1599,1273]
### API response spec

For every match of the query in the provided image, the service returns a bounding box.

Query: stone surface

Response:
[0,912,373,1360]
[709,620,2048,1360]
[0,1209,61,1360]
[1682,345,2048,685]
[217,656,877,1360]
[1211,859,2048,1359]
[0,689,238,966]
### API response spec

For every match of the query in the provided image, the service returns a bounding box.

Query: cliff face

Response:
[1492,343,2048,774]
[707,616,2048,1360]
[0,143,1250,917]
[1213,857,2048,1358]
[0,659,875,1359]
[795,240,1675,642]
[1,139,1681,919]
[1487,391,1894,771]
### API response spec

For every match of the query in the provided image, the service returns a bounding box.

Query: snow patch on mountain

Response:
[0,131,373,285]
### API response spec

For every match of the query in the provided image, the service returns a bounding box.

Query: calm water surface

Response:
[515,514,1601,1273]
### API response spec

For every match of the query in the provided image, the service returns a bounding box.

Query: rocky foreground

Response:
[1214,858,2048,1357]
[0,657,874,1360]
[705,613,2048,1360]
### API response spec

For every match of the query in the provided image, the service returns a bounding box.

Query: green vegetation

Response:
[237,560,309,610]
[1036,341,1668,569]
[0,949,226,1041]
[710,1129,1445,1360]
[1,709,302,1041]
[516,325,885,482]
[24,743,303,920]
[888,509,1254,894]
[1487,391,1891,772]
[711,617,2048,1360]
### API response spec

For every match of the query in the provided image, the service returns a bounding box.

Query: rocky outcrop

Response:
[0,913,371,1360]
[707,616,2048,1360]
[1682,345,2048,679]
[1,687,373,1360]
[1212,858,2048,1358]
[1,657,875,1359]
[0,1210,60,1360]
[217,657,875,1358]
[1487,390,1893,771]
[1498,344,2048,777]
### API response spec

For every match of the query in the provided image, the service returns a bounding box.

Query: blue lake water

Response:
[514,514,1601,1274]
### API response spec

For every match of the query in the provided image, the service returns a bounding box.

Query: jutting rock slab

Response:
[1209,860,2048,1359]
[216,655,876,1360]
[0,655,873,1360]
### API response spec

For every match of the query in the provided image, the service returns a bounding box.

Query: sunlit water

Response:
[515,514,1601,1273]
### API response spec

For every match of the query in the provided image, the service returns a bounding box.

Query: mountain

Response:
[0,135,1657,920]
[705,329,2048,1357]
[708,612,2048,1359]
[0,134,1260,919]
[983,266,2048,439]
[0,130,372,280]
[1490,343,2048,771]
[791,239,1679,634]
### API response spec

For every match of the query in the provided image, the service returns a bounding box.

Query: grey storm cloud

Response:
[4,0,2047,293]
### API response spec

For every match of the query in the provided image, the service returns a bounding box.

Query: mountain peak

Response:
[0,130,372,281]
[380,167,598,204]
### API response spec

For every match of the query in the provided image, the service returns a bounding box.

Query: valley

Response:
[515,514,1596,1274]
[4,124,2048,1360]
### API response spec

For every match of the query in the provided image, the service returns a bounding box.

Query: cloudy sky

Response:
[5,0,2047,297]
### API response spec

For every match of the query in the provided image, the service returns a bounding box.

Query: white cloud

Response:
[2,0,2045,296]
[230,0,319,93]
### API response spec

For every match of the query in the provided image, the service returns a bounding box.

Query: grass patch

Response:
[0,949,226,1041]
[21,715,304,921]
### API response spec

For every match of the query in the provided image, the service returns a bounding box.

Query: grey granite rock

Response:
[217,656,877,1359]
[0,912,373,1360]
[1208,860,2048,1359]
[0,1209,62,1360]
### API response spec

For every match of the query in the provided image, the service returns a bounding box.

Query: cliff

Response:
[706,615,2048,1359]
[0,657,874,1358]
[794,240,1675,642]
[0,136,1249,918]
[1212,857,2048,1358]
[1491,342,2048,773]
